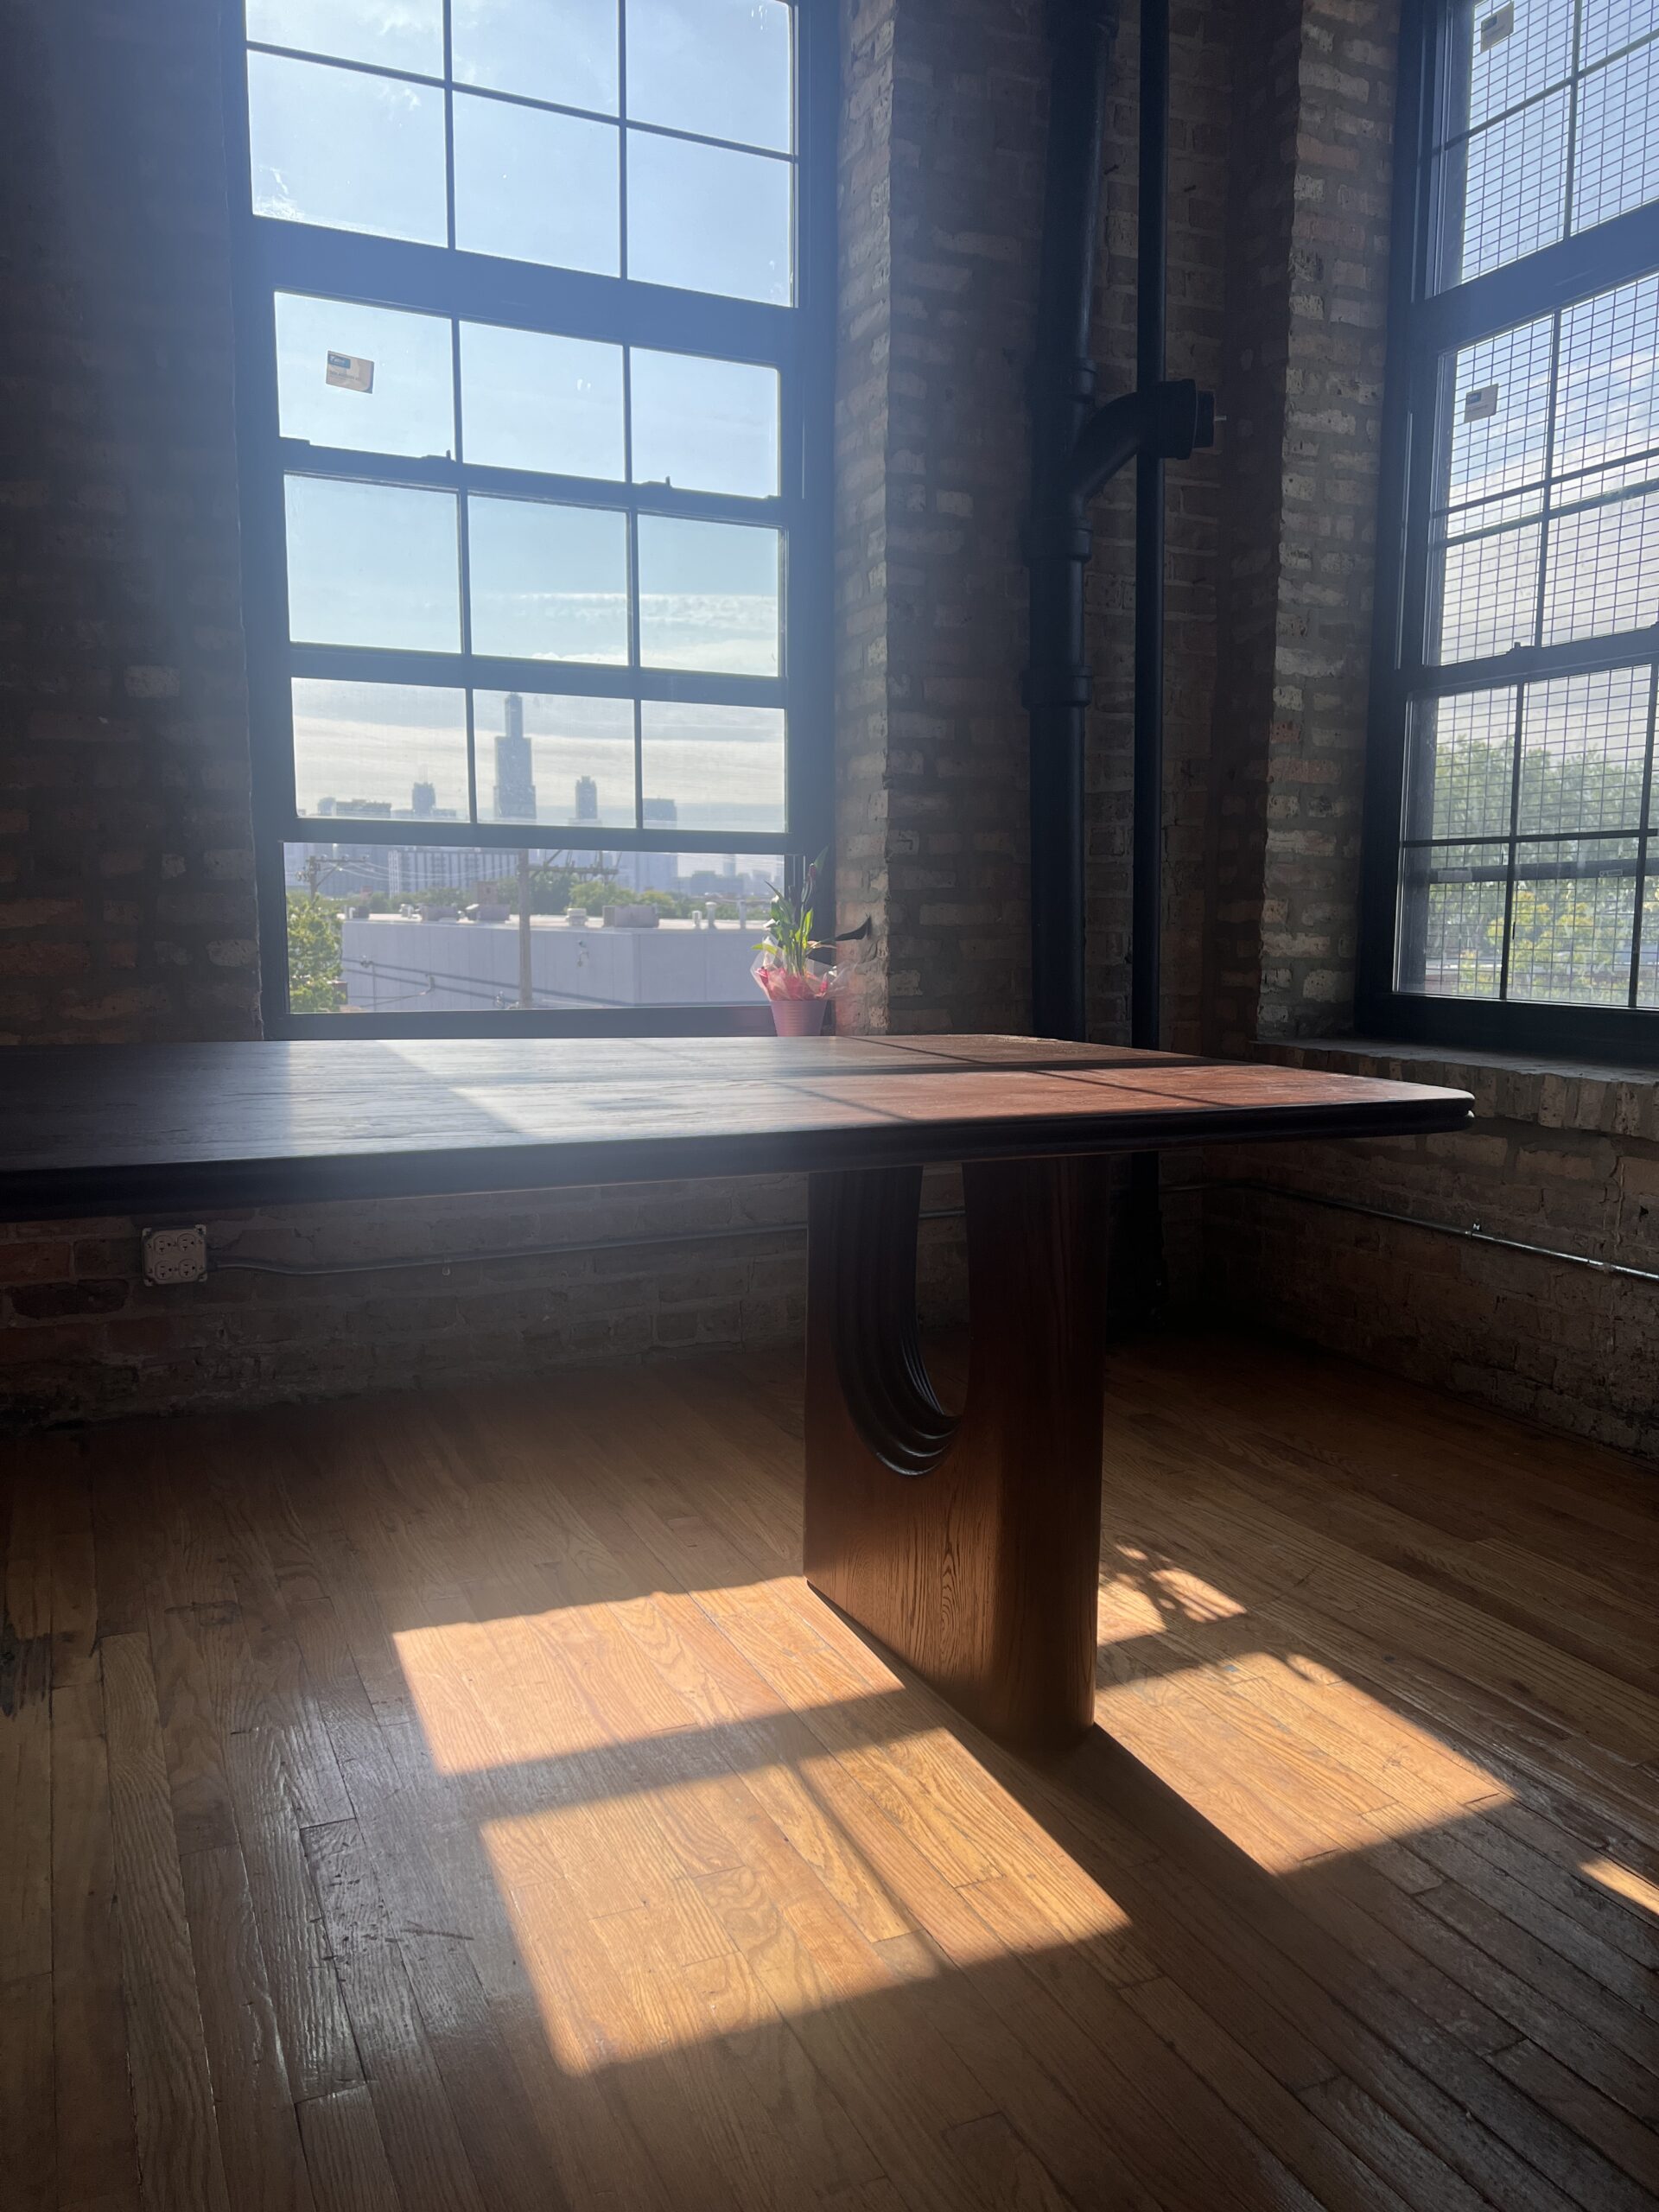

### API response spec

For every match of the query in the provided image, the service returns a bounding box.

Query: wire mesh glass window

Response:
[1429,0,1659,284]
[1366,0,1659,1055]
[1397,669,1657,1004]
[228,0,832,1033]
[1427,271,1659,664]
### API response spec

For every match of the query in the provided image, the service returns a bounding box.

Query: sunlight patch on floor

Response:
[1100,1548,1249,1634]
[478,1742,1143,2071]
[1580,1853,1659,1918]
[1093,1644,1512,1874]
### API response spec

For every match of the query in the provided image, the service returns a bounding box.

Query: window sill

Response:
[1255,1037,1659,1140]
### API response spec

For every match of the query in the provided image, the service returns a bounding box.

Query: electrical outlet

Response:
[142,1224,208,1286]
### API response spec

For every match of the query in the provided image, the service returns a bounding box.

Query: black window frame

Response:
[1359,0,1659,1066]
[221,0,836,1039]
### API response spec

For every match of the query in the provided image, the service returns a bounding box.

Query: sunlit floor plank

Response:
[6,1329,1658,2210]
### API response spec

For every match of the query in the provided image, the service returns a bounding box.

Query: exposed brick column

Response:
[0,0,259,1043]
[834,0,1048,1035]
[833,0,899,1030]
[1205,0,1399,1055]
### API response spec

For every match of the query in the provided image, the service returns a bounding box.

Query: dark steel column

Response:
[1133,0,1169,1052]
[1028,0,1118,1042]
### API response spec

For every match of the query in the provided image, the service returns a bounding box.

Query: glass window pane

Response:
[452,0,619,114]
[1508,838,1637,1001]
[625,0,793,152]
[285,477,461,650]
[276,296,454,459]
[1465,0,1574,126]
[1433,521,1541,660]
[1580,0,1657,67]
[1641,872,1659,1003]
[1572,37,1659,233]
[626,131,791,303]
[1395,842,1509,997]
[1438,90,1568,284]
[1542,492,1659,641]
[304,843,784,1012]
[247,53,447,244]
[461,324,624,480]
[636,515,780,673]
[1440,315,1553,523]
[291,679,469,821]
[1403,689,1518,841]
[1516,667,1653,833]
[1554,276,1659,501]
[1555,281,1659,495]
[245,0,443,75]
[453,94,620,274]
[639,701,785,830]
[467,496,630,662]
[474,690,635,824]
[630,350,779,497]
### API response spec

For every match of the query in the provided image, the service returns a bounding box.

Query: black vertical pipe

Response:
[1124,0,1172,1319]
[1029,0,1118,1042]
[1132,0,1168,1051]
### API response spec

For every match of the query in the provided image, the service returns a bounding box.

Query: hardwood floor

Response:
[3,1330,1657,2211]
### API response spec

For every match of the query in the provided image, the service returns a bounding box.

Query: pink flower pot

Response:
[769,995,829,1036]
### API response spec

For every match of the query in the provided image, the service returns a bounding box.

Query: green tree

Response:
[286,891,345,1013]
[1420,728,1652,1001]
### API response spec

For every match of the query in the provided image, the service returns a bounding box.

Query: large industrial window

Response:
[1360,0,1659,1061]
[226,0,833,1033]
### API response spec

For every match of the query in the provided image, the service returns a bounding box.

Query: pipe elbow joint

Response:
[1070,378,1216,505]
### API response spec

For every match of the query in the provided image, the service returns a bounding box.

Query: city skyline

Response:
[290,676,787,833]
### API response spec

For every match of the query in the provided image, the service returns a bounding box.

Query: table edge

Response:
[0,1092,1475,1222]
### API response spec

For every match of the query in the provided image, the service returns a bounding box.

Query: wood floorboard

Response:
[5,1328,1657,2210]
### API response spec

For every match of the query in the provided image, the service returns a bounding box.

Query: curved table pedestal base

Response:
[803,1157,1109,1752]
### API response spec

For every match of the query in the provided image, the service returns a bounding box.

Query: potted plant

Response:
[753,854,836,1034]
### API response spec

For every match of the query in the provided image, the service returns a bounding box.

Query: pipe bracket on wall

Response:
[1026,0,1214,1046]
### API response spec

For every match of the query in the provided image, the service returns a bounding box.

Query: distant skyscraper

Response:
[386,846,499,896]
[620,799,679,893]
[493,692,537,821]
[574,774,598,823]
[410,777,436,817]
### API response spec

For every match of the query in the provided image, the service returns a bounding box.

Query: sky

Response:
[291,677,788,830]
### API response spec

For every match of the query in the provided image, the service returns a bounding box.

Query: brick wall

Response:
[0,1173,968,1430]
[0,0,260,1042]
[833,0,899,1032]
[1203,0,1397,1058]
[835,0,1050,1036]
[1202,1046,1659,1459]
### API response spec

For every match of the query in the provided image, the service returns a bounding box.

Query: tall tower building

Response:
[493,692,537,821]
[574,774,598,823]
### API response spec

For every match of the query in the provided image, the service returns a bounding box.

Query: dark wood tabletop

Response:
[0,1034,1473,1218]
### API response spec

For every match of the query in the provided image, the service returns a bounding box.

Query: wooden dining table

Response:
[0,1032,1472,1751]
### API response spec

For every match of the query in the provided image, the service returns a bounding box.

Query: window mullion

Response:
[1630,669,1659,1005]
[1496,682,1528,1002]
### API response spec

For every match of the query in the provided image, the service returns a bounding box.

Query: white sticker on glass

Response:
[1479,3,1515,49]
[326,351,375,393]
